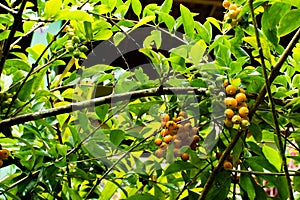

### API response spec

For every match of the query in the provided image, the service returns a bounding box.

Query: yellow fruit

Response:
[160,129,169,137]
[235,93,247,104]
[241,119,250,129]
[222,0,231,9]
[226,85,237,96]
[154,138,162,146]
[238,106,249,118]
[239,88,246,94]
[0,149,9,159]
[166,121,177,129]
[223,79,229,88]
[229,4,237,11]
[160,114,170,122]
[232,115,242,124]
[164,135,173,144]
[224,109,235,119]
[238,102,248,109]
[181,153,189,161]
[155,149,164,158]
[223,160,233,169]
[178,111,188,118]
[224,118,233,128]
[224,97,238,109]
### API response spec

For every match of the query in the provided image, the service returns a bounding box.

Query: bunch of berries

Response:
[154,111,200,161]
[0,148,10,167]
[222,1,242,26]
[223,80,250,130]
[0,92,13,114]
[64,25,89,58]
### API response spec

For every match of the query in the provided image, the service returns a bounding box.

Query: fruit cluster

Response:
[0,92,14,114]
[217,152,236,170]
[154,112,200,161]
[222,1,242,26]
[0,148,10,167]
[223,80,250,130]
[65,25,89,58]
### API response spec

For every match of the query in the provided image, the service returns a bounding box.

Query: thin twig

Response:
[228,169,300,176]
[248,1,294,199]
[0,3,18,14]
[0,0,27,78]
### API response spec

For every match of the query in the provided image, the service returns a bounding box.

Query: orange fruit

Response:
[238,88,246,94]
[181,153,189,161]
[223,160,233,170]
[224,97,237,109]
[224,118,233,128]
[235,93,247,104]
[166,121,177,129]
[160,142,168,150]
[223,79,229,88]
[238,102,248,109]
[160,129,169,137]
[232,115,242,124]
[0,149,9,159]
[222,1,231,9]
[238,106,249,118]
[154,138,162,146]
[225,85,237,96]
[164,135,173,144]
[160,114,170,122]
[224,109,235,119]
[229,4,237,10]
[178,111,188,118]
[155,149,164,158]
[0,159,2,167]
[192,135,200,143]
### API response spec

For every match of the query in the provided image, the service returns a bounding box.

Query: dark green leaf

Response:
[110,130,125,146]
[127,193,159,200]
[164,160,197,176]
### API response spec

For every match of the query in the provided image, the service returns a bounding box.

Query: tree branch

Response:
[0,87,206,135]
[248,1,293,199]
[0,0,27,78]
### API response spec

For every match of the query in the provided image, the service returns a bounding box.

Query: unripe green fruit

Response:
[66,45,75,52]
[79,45,89,53]
[73,50,81,58]
[67,31,75,39]
[72,36,80,44]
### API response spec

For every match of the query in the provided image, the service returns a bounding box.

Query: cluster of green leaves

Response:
[0,0,300,199]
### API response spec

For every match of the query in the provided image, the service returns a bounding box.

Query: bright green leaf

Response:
[262,145,282,171]
[44,0,62,17]
[164,160,197,176]
[132,0,142,18]
[180,5,194,37]
[278,9,300,36]
[57,10,94,22]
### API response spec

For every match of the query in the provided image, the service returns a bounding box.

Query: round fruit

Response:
[0,149,9,159]
[222,0,231,9]
[79,45,89,52]
[224,97,237,109]
[238,106,249,118]
[232,115,242,124]
[223,79,229,88]
[192,135,200,143]
[160,114,170,122]
[238,102,248,109]
[166,121,177,129]
[160,129,169,137]
[66,45,74,52]
[160,142,168,150]
[73,50,81,58]
[154,138,162,146]
[226,85,237,96]
[239,88,246,94]
[178,111,188,118]
[235,93,247,104]
[0,159,3,167]
[155,149,164,158]
[164,135,173,144]
[224,118,233,128]
[223,160,233,170]
[241,119,250,129]
[224,109,235,119]
[173,139,182,148]
[181,153,189,161]
[72,36,81,43]
[190,142,197,150]
[228,154,233,161]
[229,4,237,11]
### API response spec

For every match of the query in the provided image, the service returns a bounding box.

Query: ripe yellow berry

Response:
[224,109,235,119]
[154,138,162,146]
[241,119,250,129]
[238,106,249,118]
[164,135,173,144]
[223,160,233,170]
[232,115,242,124]
[224,118,233,128]
[224,97,238,109]
[223,79,229,88]
[226,85,237,96]
[229,4,237,11]
[235,93,247,104]
[222,0,231,9]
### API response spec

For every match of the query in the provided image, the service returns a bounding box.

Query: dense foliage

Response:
[0,0,300,199]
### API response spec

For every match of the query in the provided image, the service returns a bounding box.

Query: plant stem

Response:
[248,0,294,199]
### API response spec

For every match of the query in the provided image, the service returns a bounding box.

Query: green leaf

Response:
[134,68,150,83]
[239,173,256,200]
[180,5,194,37]
[206,17,221,31]
[95,104,109,122]
[113,32,126,46]
[127,193,159,200]
[93,29,113,40]
[294,171,300,191]
[160,0,172,13]
[262,145,282,171]
[44,0,62,17]
[57,10,93,22]
[19,78,35,101]
[143,30,162,49]
[5,59,31,72]
[84,21,93,42]
[276,176,289,199]
[101,180,120,200]
[292,74,300,88]
[206,170,231,200]
[164,160,197,176]
[278,9,300,36]
[26,44,48,61]
[190,40,207,65]
[131,0,142,18]
[110,130,125,146]
[132,16,156,31]
[158,12,175,32]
